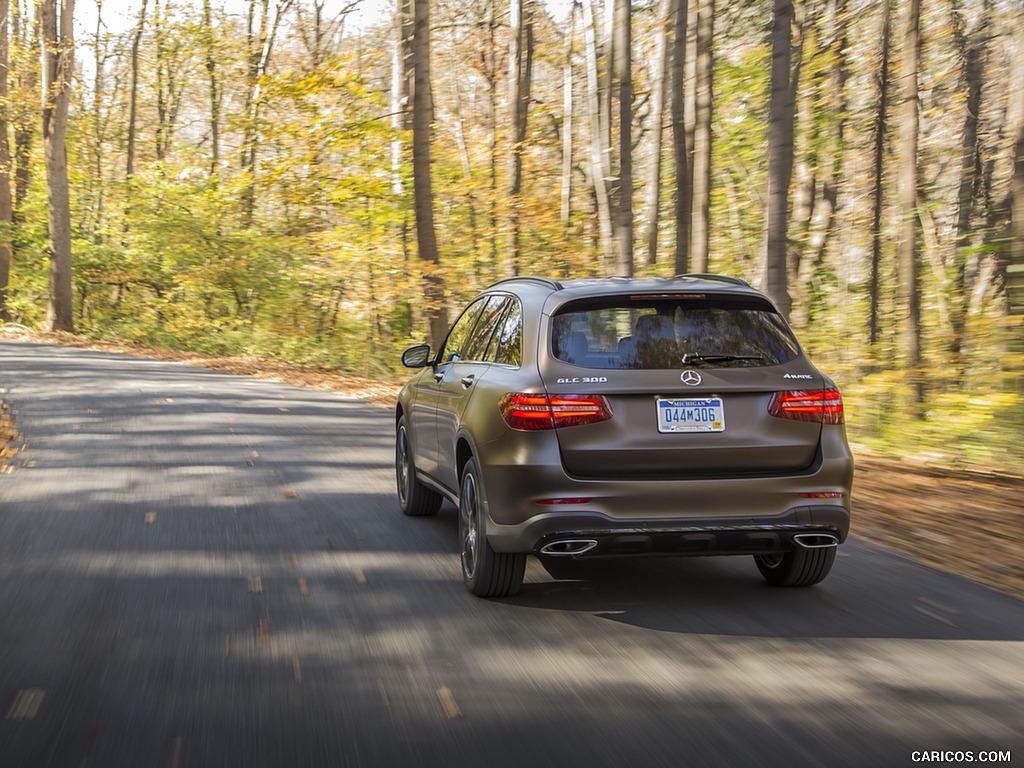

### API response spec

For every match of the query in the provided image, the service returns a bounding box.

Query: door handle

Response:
[460,375,476,389]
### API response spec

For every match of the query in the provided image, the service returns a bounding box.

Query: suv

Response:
[395,275,853,597]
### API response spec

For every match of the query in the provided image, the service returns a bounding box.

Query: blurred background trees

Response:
[0,0,1020,470]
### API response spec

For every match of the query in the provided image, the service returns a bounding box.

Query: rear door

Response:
[540,293,824,478]
[433,294,512,492]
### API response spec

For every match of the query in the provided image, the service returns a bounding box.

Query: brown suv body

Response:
[396,275,853,597]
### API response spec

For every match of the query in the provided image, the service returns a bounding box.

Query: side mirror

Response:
[402,343,433,368]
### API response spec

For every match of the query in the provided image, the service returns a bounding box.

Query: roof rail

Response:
[486,276,564,291]
[675,273,751,288]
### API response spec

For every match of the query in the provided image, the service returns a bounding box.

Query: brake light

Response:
[768,388,844,424]
[499,393,613,430]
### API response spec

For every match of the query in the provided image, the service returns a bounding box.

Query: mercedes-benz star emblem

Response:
[680,369,702,386]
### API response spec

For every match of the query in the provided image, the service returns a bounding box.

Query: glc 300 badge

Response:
[680,370,702,386]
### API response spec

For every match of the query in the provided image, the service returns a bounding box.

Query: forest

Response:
[0,0,1020,472]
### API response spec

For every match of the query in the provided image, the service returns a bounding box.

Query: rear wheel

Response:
[459,458,526,597]
[755,546,836,587]
[396,416,442,517]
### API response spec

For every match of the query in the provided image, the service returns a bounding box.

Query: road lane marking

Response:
[5,688,45,720]
[436,688,462,720]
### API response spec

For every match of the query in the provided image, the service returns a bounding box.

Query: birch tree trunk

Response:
[582,0,615,270]
[41,0,75,332]
[411,0,448,348]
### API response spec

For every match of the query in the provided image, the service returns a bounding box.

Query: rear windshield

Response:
[550,295,800,369]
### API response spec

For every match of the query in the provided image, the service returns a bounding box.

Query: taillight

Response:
[768,388,844,424]
[499,393,613,431]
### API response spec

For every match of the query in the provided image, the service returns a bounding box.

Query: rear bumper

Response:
[488,505,849,556]
[476,428,853,554]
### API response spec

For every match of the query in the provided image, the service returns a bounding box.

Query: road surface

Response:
[0,340,1021,767]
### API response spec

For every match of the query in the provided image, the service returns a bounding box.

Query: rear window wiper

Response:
[682,353,766,365]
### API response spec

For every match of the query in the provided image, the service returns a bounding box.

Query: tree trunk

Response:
[506,0,533,276]
[582,0,615,270]
[763,0,797,319]
[611,0,633,276]
[41,0,75,332]
[203,0,220,177]
[689,0,713,272]
[898,0,923,407]
[868,0,892,347]
[560,4,575,230]
[411,0,448,348]
[126,0,148,179]
[644,0,673,267]
[11,0,39,226]
[671,0,691,274]
[0,0,11,322]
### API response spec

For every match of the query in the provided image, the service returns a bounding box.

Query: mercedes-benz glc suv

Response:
[395,275,853,597]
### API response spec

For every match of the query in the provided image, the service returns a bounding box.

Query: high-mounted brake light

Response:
[768,388,844,425]
[499,393,613,431]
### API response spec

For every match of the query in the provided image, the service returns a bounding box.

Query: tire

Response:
[459,458,526,598]
[755,546,836,587]
[396,416,442,517]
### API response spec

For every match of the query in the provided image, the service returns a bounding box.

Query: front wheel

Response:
[755,546,836,587]
[396,416,442,517]
[459,458,526,598]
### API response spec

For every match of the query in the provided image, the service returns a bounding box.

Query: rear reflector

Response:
[499,393,613,431]
[798,492,845,499]
[535,498,594,505]
[768,388,844,424]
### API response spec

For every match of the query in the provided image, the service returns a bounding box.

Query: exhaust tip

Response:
[793,533,839,549]
[539,539,599,556]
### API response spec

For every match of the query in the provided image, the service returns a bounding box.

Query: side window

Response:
[464,295,510,362]
[491,299,523,367]
[441,299,487,363]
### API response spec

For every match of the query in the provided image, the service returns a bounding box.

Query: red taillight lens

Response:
[768,388,844,424]
[499,393,613,431]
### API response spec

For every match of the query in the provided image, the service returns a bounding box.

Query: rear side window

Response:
[550,295,800,369]
[490,300,523,367]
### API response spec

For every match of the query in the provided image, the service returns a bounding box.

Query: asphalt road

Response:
[0,340,1021,768]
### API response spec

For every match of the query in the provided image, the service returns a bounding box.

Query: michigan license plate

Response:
[657,397,725,433]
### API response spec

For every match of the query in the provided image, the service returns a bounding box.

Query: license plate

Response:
[657,397,725,433]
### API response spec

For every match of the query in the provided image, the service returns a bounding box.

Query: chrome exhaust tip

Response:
[539,539,599,556]
[793,533,839,549]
